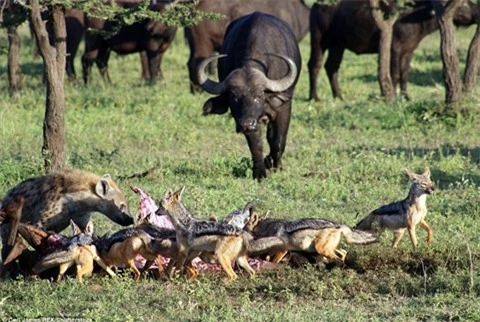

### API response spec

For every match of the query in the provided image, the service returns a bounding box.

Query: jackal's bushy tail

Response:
[248,236,285,254]
[341,225,378,244]
[354,213,375,232]
[33,250,76,273]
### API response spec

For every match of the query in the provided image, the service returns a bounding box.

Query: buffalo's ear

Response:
[202,96,229,115]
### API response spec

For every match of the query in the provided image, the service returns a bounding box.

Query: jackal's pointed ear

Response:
[161,188,174,206]
[246,211,259,231]
[173,186,185,201]
[95,175,112,198]
[85,220,95,236]
[71,220,81,235]
[404,168,417,181]
[422,167,431,178]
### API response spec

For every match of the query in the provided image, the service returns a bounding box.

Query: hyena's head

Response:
[95,174,133,226]
[405,167,435,196]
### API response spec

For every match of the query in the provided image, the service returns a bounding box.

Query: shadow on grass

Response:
[353,67,444,88]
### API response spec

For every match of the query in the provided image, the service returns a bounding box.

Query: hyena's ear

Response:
[404,168,417,181]
[71,220,81,235]
[422,167,431,178]
[85,220,94,236]
[95,175,112,198]
[172,186,186,201]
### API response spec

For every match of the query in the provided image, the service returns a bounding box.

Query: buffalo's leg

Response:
[140,51,150,80]
[265,103,291,171]
[95,47,111,84]
[399,52,414,100]
[391,49,401,96]
[244,128,266,180]
[147,51,162,83]
[307,24,325,101]
[81,53,95,85]
[324,46,345,99]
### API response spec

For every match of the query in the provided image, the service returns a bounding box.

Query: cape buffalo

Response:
[197,12,301,180]
[308,0,480,101]
[186,0,310,93]
[81,2,177,84]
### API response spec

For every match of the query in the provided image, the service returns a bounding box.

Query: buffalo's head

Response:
[197,54,297,133]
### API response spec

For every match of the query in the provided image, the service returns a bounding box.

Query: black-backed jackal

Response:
[160,187,255,282]
[355,167,434,249]
[96,226,172,282]
[245,214,377,266]
[32,221,116,282]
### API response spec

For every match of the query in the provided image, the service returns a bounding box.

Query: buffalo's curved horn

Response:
[261,54,297,92]
[197,54,228,95]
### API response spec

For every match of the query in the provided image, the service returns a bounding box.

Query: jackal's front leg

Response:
[419,219,433,244]
[407,226,418,249]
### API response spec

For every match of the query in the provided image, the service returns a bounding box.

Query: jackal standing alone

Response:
[355,167,435,249]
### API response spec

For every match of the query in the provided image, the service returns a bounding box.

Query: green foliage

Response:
[0,23,479,321]
[77,0,222,28]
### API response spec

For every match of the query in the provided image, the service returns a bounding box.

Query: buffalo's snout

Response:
[238,119,258,132]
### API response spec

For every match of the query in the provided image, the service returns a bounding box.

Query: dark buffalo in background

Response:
[308,0,480,101]
[197,12,301,180]
[45,9,85,80]
[186,0,310,93]
[64,9,85,79]
[81,2,177,84]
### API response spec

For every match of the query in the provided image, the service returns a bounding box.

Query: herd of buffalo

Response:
[51,0,479,180]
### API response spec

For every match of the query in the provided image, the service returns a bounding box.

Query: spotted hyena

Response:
[0,169,134,269]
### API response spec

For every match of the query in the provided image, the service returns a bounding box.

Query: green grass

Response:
[1,22,480,321]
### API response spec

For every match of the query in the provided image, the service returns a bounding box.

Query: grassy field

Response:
[1,19,480,321]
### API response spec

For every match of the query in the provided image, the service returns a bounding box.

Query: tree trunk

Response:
[30,0,66,172]
[463,15,480,93]
[370,0,398,101]
[433,0,464,105]
[7,26,23,96]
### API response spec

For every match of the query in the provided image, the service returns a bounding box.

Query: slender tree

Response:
[432,0,465,105]
[370,0,399,101]
[7,25,23,96]
[1,0,28,96]
[30,0,67,172]
[463,0,480,93]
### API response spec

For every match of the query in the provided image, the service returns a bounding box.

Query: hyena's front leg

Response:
[391,229,406,248]
[419,219,433,244]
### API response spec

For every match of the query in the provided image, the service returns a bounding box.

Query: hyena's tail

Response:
[340,225,378,245]
[33,250,76,273]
